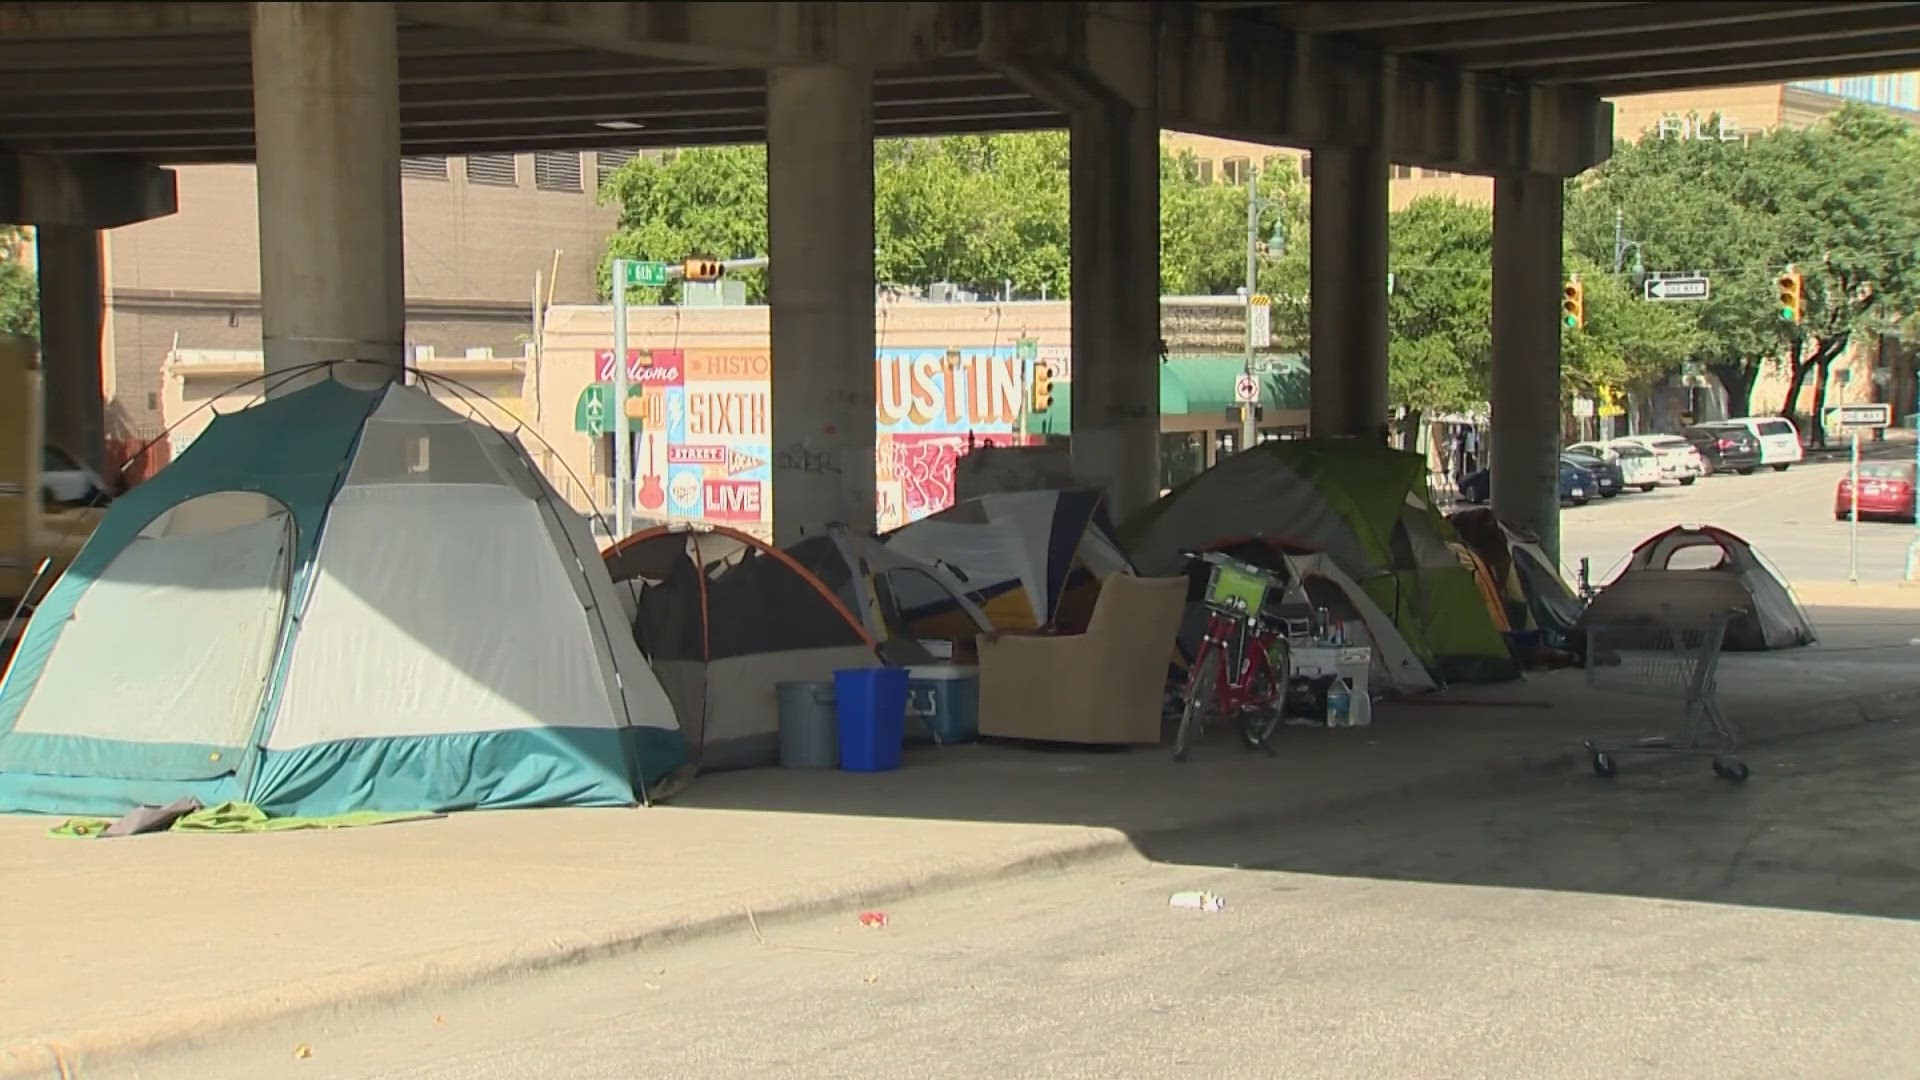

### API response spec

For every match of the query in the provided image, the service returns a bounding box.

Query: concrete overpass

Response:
[5,1,1920,551]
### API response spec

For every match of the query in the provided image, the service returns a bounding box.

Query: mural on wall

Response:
[592,345,1047,534]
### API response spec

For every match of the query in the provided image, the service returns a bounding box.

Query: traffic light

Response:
[1775,267,1804,324]
[1561,278,1585,331]
[1030,361,1054,412]
[682,258,725,282]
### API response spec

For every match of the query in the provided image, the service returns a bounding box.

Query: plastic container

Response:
[833,667,910,772]
[905,665,981,745]
[775,680,839,768]
[1325,677,1352,727]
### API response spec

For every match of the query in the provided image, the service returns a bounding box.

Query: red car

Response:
[1836,461,1918,522]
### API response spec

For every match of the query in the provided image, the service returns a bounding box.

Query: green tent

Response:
[1119,439,1518,684]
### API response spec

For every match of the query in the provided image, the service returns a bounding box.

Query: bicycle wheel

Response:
[1175,647,1219,762]
[1239,653,1283,754]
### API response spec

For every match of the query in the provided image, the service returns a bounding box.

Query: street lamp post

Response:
[1241,163,1261,452]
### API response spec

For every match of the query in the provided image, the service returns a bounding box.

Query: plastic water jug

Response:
[1325,678,1351,727]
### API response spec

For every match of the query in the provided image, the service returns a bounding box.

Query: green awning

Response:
[1027,356,1308,435]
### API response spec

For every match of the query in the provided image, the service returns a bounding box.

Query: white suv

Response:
[1611,435,1705,485]
[1713,416,1804,471]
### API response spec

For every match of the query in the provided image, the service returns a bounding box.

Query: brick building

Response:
[99,150,646,470]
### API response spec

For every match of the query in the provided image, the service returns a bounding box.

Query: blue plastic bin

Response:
[833,667,909,773]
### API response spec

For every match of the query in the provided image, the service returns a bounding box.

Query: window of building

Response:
[400,155,449,181]
[1214,429,1239,462]
[1159,432,1206,490]
[596,148,639,188]
[1423,167,1455,178]
[1222,156,1251,186]
[465,154,518,187]
[533,151,583,192]
[1192,157,1215,184]
[1299,153,1311,180]
[1391,163,1414,180]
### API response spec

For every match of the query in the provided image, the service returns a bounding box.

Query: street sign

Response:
[1234,372,1260,404]
[1833,403,1893,430]
[1571,397,1595,419]
[1644,276,1710,301]
[622,261,670,288]
[574,384,608,437]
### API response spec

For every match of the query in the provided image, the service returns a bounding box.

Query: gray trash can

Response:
[775,680,839,768]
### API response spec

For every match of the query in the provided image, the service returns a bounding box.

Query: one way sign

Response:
[1644,276,1711,301]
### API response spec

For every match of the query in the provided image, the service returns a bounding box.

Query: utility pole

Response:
[1612,208,1625,274]
[1240,163,1260,452]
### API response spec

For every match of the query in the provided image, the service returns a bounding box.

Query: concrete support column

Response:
[1068,101,1161,520]
[767,66,875,545]
[1308,145,1390,442]
[250,2,405,393]
[35,225,106,474]
[1489,173,1565,559]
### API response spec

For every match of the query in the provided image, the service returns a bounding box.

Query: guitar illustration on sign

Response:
[637,434,666,511]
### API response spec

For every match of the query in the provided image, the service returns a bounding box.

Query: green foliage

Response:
[1384,197,1492,415]
[1566,104,1920,427]
[599,135,1306,313]
[599,146,770,304]
[0,227,37,339]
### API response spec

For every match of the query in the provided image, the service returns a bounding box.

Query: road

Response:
[123,721,1920,1080]
[1559,450,1917,585]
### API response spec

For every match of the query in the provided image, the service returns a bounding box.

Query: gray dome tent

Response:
[1576,525,1815,651]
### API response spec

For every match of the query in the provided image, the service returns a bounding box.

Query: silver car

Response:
[1607,435,1703,486]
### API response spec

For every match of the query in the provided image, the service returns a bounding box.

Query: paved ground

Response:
[1559,446,1917,585]
[5,590,1915,1079]
[115,718,1920,1080]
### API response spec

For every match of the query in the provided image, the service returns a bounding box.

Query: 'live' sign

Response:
[703,479,763,521]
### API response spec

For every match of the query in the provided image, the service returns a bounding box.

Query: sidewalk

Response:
[3,589,1915,1077]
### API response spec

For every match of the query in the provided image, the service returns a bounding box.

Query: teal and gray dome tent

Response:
[0,379,684,817]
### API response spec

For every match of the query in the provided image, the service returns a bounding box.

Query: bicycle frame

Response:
[1190,604,1282,714]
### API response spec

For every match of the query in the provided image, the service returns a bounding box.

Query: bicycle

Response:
[1173,552,1289,762]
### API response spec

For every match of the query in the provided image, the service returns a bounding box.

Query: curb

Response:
[0,828,1141,1080]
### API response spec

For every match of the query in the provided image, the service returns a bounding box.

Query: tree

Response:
[1747,106,1920,443]
[1384,197,1492,417]
[599,146,771,304]
[0,227,37,339]
[1567,105,1920,438]
[599,135,1308,313]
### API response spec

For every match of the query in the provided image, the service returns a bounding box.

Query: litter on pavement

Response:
[1169,891,1225,912]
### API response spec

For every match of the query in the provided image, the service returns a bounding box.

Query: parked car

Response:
[1458,457,1597,507]
[1612,434,1704,486]
[1681,423,1763,476]
[1569,441,1661,492]
[1712,416,1804,471]
[1561,449,1623,498]
[1835,461,1918,522]
[41,446,111,507]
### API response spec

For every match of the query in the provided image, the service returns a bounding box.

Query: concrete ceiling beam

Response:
[397,2,983,68]
[0,153,175,228]
[1454,10,1920,70]
[1153,5,1612,175]
[1373,1,1912,53]
[1534,28,1920,84]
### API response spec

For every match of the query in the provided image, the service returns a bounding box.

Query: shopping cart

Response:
[1580,608,1748,782]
